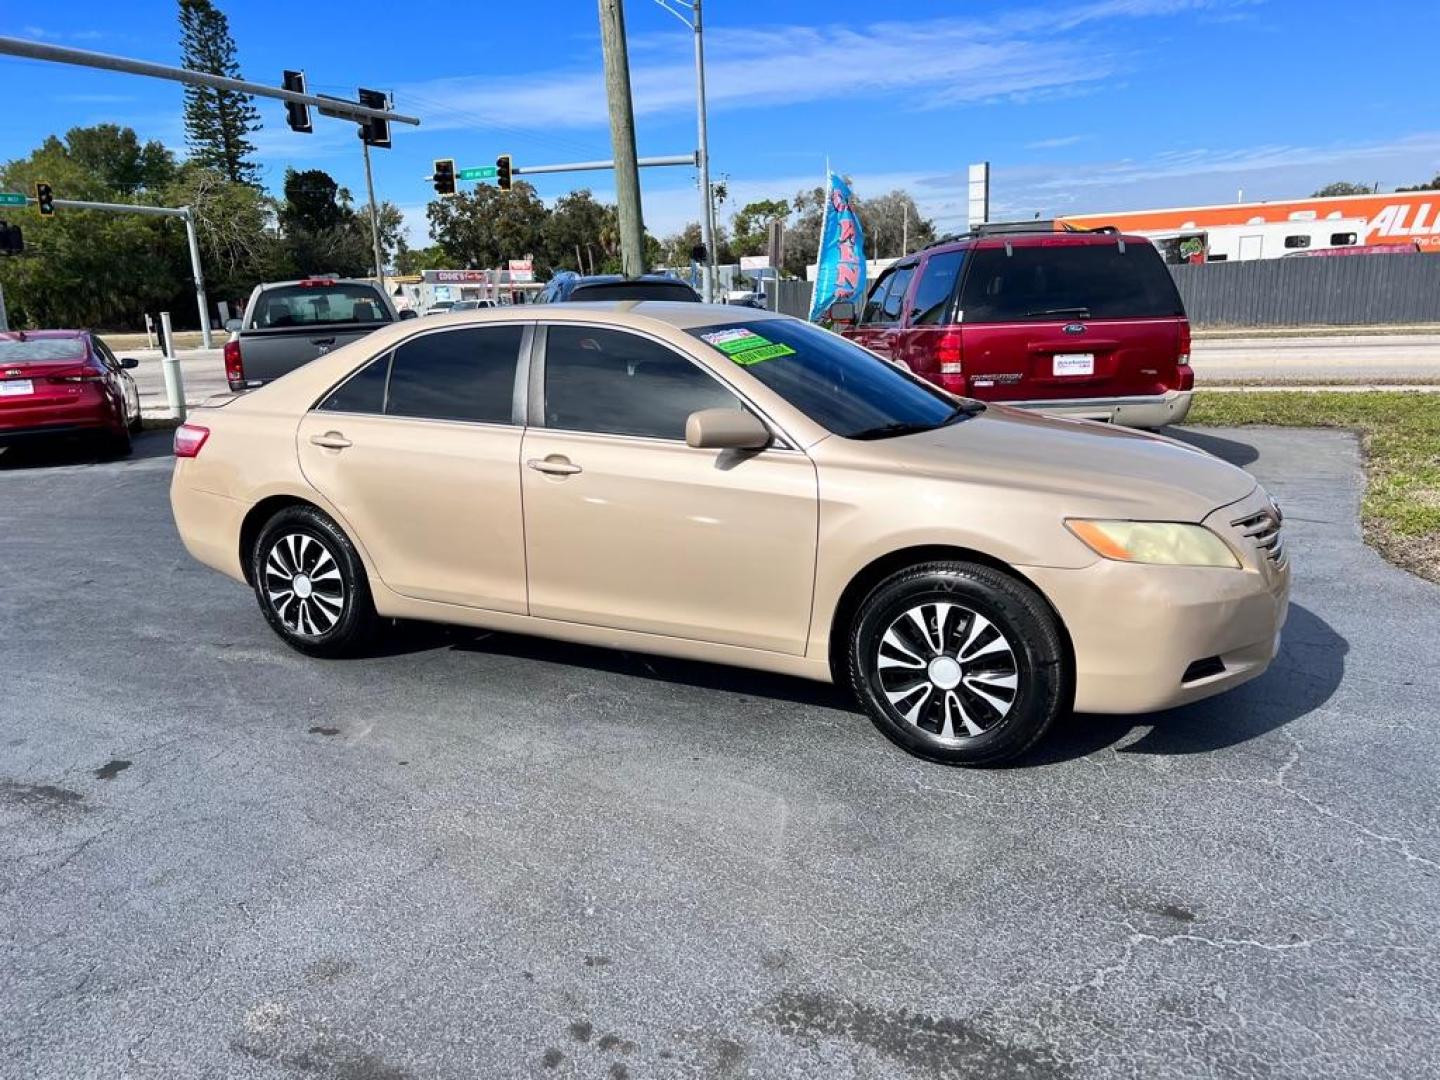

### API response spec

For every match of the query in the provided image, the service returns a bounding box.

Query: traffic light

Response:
[432,159,456,197]
[0,221,22,255]
[283,70,312,134]
[496,154,513,192]
[35,182,54,217]
[358,88,390,149]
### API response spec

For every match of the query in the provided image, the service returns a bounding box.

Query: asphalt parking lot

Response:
[2,426,1438,1079]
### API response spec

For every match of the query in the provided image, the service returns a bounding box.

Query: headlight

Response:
[1066,519,1240,568]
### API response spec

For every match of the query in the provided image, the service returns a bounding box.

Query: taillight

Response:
[1178,320,1192,367]
[224,339,244,385]
[55,374,104,383]
[174,423,210,458]
[936,330,965,393]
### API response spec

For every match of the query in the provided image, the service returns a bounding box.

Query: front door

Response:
[296,324,529,612]
[846,261,916,364]
[521,323,818,655]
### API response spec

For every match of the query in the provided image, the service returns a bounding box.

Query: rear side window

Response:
[1284,235,1311,249]
[911,251,965,325]
[1330,232,1358,246]
[385,326,523,424]
[249,284,391,329]
[959,242,1185,322]
[319,354,390,414]
[543,325,739,439]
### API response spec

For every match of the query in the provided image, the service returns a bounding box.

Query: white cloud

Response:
[397,0,1252,131]
[1025,135,1088,150]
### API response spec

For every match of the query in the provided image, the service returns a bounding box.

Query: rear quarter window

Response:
[959,241,1184,322]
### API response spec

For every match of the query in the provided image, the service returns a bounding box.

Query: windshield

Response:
[687,319,976,439]
[0,338,86,362]
[249,284,392,329]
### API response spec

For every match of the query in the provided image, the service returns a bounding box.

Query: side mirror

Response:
[685,408,771,451]
[119,357,140,369]
[398,309,419,320]
[828,300,856,326]
[224,318,242,333]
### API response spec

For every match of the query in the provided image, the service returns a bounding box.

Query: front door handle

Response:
[310,431,352,450]
[526,456,582,476]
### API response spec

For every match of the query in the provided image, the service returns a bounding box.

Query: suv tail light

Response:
[224,339,244,387]
[936,330,965,393]
[1177,320,1192,367]
[174,423,210,458]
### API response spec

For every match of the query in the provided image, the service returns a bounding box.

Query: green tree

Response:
[178,0,261,186]
[543,189,615,273]
[730,198,790,258]
[1397,174,1440,192]
[280,168,345,233]
[427,182,550,273]
[65,124,176,193]
[1312,182,1373,197]
[394,243,449,275]
[859,190,936,258]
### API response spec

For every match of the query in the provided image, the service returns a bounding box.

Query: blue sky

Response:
[4,0,1439,250]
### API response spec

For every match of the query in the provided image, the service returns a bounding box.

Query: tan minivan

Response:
[170,303,1289,766]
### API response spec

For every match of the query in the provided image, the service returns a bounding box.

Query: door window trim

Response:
[530,321,800,451]
[309,321,534,426]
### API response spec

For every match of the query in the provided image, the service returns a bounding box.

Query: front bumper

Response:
[1025,504,1290,714]
[1008,388,1193,428]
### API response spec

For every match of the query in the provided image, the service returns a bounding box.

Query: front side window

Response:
[543,325,740,440]
[385,326,523,424]
[911,251,965,324]
[860,269,897,325]
[687,319,972,440]
[1284,235,1312,249]
[880,264,916,323]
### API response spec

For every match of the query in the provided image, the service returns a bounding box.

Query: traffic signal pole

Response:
[25,195,213,349]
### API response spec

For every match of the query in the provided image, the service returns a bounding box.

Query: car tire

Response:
[847,561,1069,766]
[251,505,378,659]
[103,425,132,459]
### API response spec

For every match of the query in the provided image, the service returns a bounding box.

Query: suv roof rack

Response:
[923,220,1122,250]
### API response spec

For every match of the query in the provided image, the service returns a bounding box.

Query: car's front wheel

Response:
[251,505,377,658]
[848,561,1069,766]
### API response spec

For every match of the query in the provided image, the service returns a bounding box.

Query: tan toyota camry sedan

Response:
[171,303,1289,766]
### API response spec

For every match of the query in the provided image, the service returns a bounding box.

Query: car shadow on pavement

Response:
[1167,426,1261,467]
[430,625,855,711]
[0,430,172,470]
[1027,603,1346,765]
[387,602,1345,763]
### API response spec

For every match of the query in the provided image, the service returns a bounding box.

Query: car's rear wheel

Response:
[251,505,377,658]
[102,424,132,459]
[847,561,1068,766]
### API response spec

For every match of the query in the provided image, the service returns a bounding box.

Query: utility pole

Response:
[655,0,715,300]
[361,137,384,283]
[597,0,647,277]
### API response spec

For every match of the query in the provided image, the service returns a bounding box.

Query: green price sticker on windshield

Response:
[701,328,796,365]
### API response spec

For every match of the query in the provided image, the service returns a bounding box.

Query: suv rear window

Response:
[959,242,1184,322]
[567,281,700,302]
[249,284,392,329]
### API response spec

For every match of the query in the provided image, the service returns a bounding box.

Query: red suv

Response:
[839,226,1193,427]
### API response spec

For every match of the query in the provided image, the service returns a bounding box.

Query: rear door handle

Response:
[527,456,582,476]
[310,432,352,450]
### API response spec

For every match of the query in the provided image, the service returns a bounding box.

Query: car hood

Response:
[848,404,1256,522]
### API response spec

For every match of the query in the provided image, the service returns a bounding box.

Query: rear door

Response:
[296,323,529,612]
[845,262,915,361]
[955,238,1186,404]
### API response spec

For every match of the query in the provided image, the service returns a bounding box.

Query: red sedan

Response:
[0,330,142,457]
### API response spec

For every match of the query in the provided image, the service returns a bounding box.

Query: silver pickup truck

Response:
[223,276,416,390]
